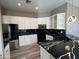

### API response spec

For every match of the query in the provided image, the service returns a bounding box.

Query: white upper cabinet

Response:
[37,17,51,29]
[51,13,65,29]
[2,15,51,29]
[19,18,38,29]
[2,15,38,29]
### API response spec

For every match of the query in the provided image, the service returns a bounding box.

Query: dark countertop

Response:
[39,40,79,59]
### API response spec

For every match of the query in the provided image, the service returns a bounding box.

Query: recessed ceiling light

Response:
[18,3,21,6]
[35,7,38,10]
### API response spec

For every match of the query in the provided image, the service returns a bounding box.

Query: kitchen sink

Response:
[40,40,64,50]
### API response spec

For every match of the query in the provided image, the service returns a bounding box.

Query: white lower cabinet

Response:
[50,54,56,59]
[4,43,10,59]
[19,34,37,47]
[40,46,50,59]
[40,46,55,59]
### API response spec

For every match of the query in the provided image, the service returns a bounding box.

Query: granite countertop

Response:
[39,40,79,59]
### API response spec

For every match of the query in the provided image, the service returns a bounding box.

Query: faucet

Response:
[58,40,75,59]
[59,52,71,59]
[71,40,75,59]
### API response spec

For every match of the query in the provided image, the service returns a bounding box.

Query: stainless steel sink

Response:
[48,41,63,47]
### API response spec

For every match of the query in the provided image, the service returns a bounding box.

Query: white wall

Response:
[0,8,3,59]
[66,3,79,37]
[67,20,79,37]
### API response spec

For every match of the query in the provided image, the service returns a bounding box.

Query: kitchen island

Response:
[39,40,79,59]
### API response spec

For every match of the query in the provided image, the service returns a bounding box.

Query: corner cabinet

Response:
[40,46,55,59]
[51,13,65,29]
[4,43,10,59]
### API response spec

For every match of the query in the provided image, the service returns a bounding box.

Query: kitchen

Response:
[0,0,79,59]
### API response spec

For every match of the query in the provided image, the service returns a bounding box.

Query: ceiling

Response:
[0,0,79,16]
[0,0,66,13]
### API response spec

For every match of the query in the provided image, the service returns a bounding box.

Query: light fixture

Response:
[67,16,76,24]
[67,0,77,25]
[35,7,39,10]
[65,45,70,51]
[18,3,21,6]
[26,0,31,4]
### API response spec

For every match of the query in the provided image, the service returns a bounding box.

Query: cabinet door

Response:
[40,46,50,59]
[4,43,10,59]
[24,35,37,45]
[31,35,37,44]
[50,16,54,29]
[19,35,31,46]
[24,18,38,29]
[19,36,25,47]
[51,13,65,29]
[30,19,38,29]
[54,15,57,29]
[57,13,65,29]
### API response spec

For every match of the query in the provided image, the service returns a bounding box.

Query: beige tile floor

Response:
[10,43,40,59]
